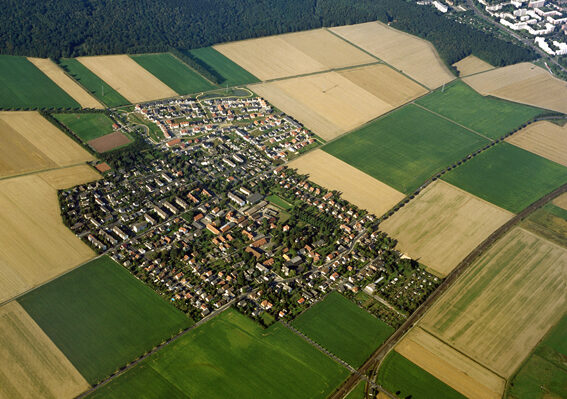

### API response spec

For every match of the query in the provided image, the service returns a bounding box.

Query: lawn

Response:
[416,80,543,139]
[323,104,488,194]
[443,143,567,213]
[54,113,115,142]
[18,256,193,385]
[131,53,215,95]
[0,55,80,109]
[291,292,394,367]
[377,352,466,399]
[188,47,260,86]
[88,308,349,399]
[58,58,129,107]
[266,194,293,210]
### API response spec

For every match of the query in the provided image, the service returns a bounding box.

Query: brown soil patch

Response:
[453,55,494,77]
[506,121,567,167]
[88,131,131,152]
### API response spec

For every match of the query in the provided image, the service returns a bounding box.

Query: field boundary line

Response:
[0,162,99,183]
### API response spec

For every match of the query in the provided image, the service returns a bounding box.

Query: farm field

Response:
[345,381,366,399]
[377,351,465,399]
[452,55,493,77]
[291,292,394,367]
[421,227,567,377]
[88,131,131,152]
[396,327,505,399]
[521,201,567,247]
[0,55,80,109]
[323,104,488,194]
[289,150,405,217]
[416,80,543,139]
[88,308,349,399]
[380,180,513,277]
[0,301,89,399]
[58,58,129,107]
[27,58,103,109]
[463,62,567,114]
[37,165,101,190]
[506,121,567,167]
[188,47,260,86]
[443,143,567,213]
[555,192,567,210]
[131,53,215,95]
[215,28,374,80]
[77,55,177,103]
[54,113,115,142]
[18,256,193,385]
[331,22,454,89]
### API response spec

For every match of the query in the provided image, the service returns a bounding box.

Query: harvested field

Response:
[289,150,405,217]
[452,55,493,77]
[464,62,567,113]
[421,227,567,377]
[555,192,567,210]
[0,301,89,399]
[0,175,95,303]
[27,58,103,109]
[77,55,177,103]
[38,165,100,190]
[331,22,454,89]
[506,121,567,167]
[380,180,513,277]
[396,327,505,399]
[215,29,373,80]
[88,131,131,152]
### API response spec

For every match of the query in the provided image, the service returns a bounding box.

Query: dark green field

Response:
[58,58,129,107]
[89,308,349,399]
[324,104,488,194]
[345,381,366,399]
[416,81,543,139]
[188,47,259,86]
[377,352,466,399]
[18,256,192,384]
[0,55,80,109]
[54,113,115,141]
[131,53,215,95]
[443,143,567,213]
[292,292,394,367]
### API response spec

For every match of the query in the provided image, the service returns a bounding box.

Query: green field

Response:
[345,381,366,399]
[89,308,349,399]
[324,104,488,194]
[188,47,260,86]
[266,194,293,210]
[58,58,129,107]
[416,81,543,139]
[291,292,394,367]
[521,202,567,247]
[54,113,115,141]
[131,53,215,95]
[0,55,80,109]
[377,352,466,399]
[507,314,567,399]
[443,143,567,213]
[18,256,192,384]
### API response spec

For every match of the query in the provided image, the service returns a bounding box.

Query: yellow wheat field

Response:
[506,121,567,167]
[331,22,454,89]
[0,301,89,399]
[38,165,101,190]
[452,55,493,77]
[78,55,177,103]
[380,180,513,277]
[27,58,104,109]
[554,192,567,211]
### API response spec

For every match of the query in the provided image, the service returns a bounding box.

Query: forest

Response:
[0,0,535,68]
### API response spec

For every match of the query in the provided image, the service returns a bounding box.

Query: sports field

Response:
[323,104,488,194]
[58,58,129,107]
[521,201,567,247]
[0,301,89,399]
[443,143,567,213]
[27,58,103,109]
[380,180,513,277]
[331,22,455,89]
[88,308,349,399]
[416,80,543,139]
[18,256,193,385]
[131,53,215,95]
[452,55,493,77]
[0,55,80,109]
[464,62,567,114]
[38,165,101,190]
[421,227,567,377]
[55,113,115,142]
[188,47,260,86]
[506,121,567,167]
[292,292,394,367]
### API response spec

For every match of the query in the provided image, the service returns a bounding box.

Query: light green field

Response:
[345,381,366,399]
[88,308,349,399]
[54,113,115,141]
[18,256,192,384]
[188,47,259,86]
[266,194,293,210]
[291,292,394,368]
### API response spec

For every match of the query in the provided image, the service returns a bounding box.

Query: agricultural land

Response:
[187,46,259,86]
[506,120,567,167]
[452,55,494,77]
[88,131,131,153]
[54,113,115,142]
[555,192,567,210]
[344,381,366,399]
[520,200,567,248]
[37,165,102,190]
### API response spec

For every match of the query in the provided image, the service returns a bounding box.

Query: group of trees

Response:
[1,0,535,68]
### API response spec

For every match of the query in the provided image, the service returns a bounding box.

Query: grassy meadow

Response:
[55,113,115,141]
[188,47,260,86]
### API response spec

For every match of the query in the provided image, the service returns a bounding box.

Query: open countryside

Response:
[55,113,116,142]
[452,55,494,77]
[187,46,260,86]
[506,120,567,167]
